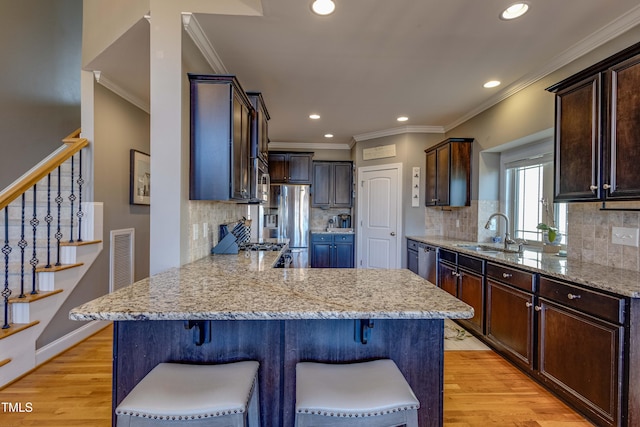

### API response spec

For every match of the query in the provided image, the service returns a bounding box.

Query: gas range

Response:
[238,242,288,252]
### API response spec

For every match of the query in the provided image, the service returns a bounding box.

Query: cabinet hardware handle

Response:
[502,273,512,279]
[534,306,542,311]
[525,302,533,308]
[590,185,598,191]
[431,198,439,202]
[603,184,611,190]
[567,293,581,300]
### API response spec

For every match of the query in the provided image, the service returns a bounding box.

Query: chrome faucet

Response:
[485,212,516,251]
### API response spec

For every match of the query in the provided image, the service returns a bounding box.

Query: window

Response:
[501,140,567,245]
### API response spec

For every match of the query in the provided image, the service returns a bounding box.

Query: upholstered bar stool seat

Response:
[295,359,420,427]
[116,361,260,427]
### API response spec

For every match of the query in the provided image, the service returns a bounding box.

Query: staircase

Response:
[0,130,103,388]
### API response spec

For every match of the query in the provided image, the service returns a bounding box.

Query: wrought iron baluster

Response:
[18,194,28,298]
[45,173,53,268]
[2,207,12,329]
[30,186,39,295]
[55,166,62,266]
[68,156,75,243]
[77,151,83,242]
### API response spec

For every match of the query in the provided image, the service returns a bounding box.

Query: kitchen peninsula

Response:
[70,247,473,427]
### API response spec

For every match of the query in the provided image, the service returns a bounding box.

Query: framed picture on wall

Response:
[130,149,150,205]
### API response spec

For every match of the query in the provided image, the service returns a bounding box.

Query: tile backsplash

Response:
[424,200,499,242]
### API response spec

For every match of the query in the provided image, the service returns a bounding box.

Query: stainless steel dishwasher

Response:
[418,244,438,284]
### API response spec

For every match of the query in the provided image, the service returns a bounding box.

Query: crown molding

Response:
[353,125,444,142]
[444,4,640,132]
[93,71,150,113]
[268,141,352,150]
[182,12,228,74]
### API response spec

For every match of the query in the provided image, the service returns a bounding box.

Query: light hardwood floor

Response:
[0,324,592,426]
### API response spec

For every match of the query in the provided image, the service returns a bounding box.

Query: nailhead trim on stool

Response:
[115,361,259,427]
[295,359,420,427]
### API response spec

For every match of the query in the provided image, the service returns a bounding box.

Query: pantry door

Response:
[357,164,402,269]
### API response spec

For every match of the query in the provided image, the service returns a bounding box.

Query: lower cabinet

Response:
[310,233,354,268]
[407,239,419,274]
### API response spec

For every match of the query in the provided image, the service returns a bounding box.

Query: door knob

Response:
[390,232,396,236]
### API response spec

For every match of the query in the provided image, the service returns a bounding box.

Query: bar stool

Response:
[295,359,420,427]
[115,361,260,427]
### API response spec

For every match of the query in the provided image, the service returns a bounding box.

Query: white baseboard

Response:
[35,320,111,366]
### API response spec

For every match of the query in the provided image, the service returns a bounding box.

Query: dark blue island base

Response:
[113,318,445,427]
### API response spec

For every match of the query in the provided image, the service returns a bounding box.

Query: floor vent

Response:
[110,228,135,293]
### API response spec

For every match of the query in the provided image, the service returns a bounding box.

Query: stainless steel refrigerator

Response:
[268,184,309,248]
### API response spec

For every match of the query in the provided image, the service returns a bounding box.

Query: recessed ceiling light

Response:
[311,0,335,16]
[309,114,321,120]
[397,116,409,122]
[324,134,334,138]
[500,2,529,20]
[483,80,501,88]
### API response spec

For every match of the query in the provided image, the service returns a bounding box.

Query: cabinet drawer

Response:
[539,277,625,324]
[439,248,457,265]
[458,253,484,275]
[487,262,535,292]
[333,234,354,243]
[311,233,332,242]
[407,239,419,251]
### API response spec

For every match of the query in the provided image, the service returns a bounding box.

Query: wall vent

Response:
[110,228,135,293]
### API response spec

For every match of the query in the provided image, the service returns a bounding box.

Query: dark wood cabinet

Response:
[189,74,253,201]
[310,233,354,268]
[407,239,419,274]
[312,161,353,208]
[548,43,640,202]
[537,277,624,427]
[425,138,473,207]
[269,152,313,184]
[246,92,270,165]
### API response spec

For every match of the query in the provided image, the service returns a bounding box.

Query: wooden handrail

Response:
[0,129,88,210]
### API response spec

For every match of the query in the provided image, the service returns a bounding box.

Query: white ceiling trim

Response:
[353,125,445,142]
[269,141,352,150]
[93,71,150,113]
[182,12,228,74]
[444,3,640,132]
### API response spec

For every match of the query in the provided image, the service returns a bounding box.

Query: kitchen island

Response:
[70,249,473,427]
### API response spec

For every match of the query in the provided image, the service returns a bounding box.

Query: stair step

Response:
[0,321,40,341]
[35,263,83,273]
[0,359,10,368]
[8,289,63,304]
[60,239,102,247]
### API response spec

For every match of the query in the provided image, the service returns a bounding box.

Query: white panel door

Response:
[359,166,400,269]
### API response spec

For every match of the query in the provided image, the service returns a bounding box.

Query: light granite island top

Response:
[71,249,472,427]
[70,250,473,321]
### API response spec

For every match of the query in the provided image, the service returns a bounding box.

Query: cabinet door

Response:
[537,298,622,427]
[425,149,437,206]
[312,162,331,206]
[288,154,312,184]
[486,280,534,371]
[554,75,601,201]
[332,163,353,208]
[607,53,640,199]
[311,241,332,268]
[437,262,457,297]
[435,145,451,206]
[269,153,287,183]
[232,91,251,200]
[457,270,483,335]
[334,238,354,268]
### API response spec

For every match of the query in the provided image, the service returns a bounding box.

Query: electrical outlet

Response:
[193,224,199,241]
[203,223,208,238]
[456,219,460,228]
[612,226,639,247]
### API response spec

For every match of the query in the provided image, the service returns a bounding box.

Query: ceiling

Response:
[87,0,640,148]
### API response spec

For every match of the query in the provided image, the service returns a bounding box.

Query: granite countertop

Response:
[407,236,640,298]
[70,248,473,322]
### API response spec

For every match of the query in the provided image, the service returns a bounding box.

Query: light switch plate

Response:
[612,226,639,247]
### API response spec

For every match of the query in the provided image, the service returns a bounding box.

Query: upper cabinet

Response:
[425,138,473,207]
[246,92,270,165]
[189,74,253,201]
[312,161,353,208]
[269,152,313,184]
[547,42,640,202]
